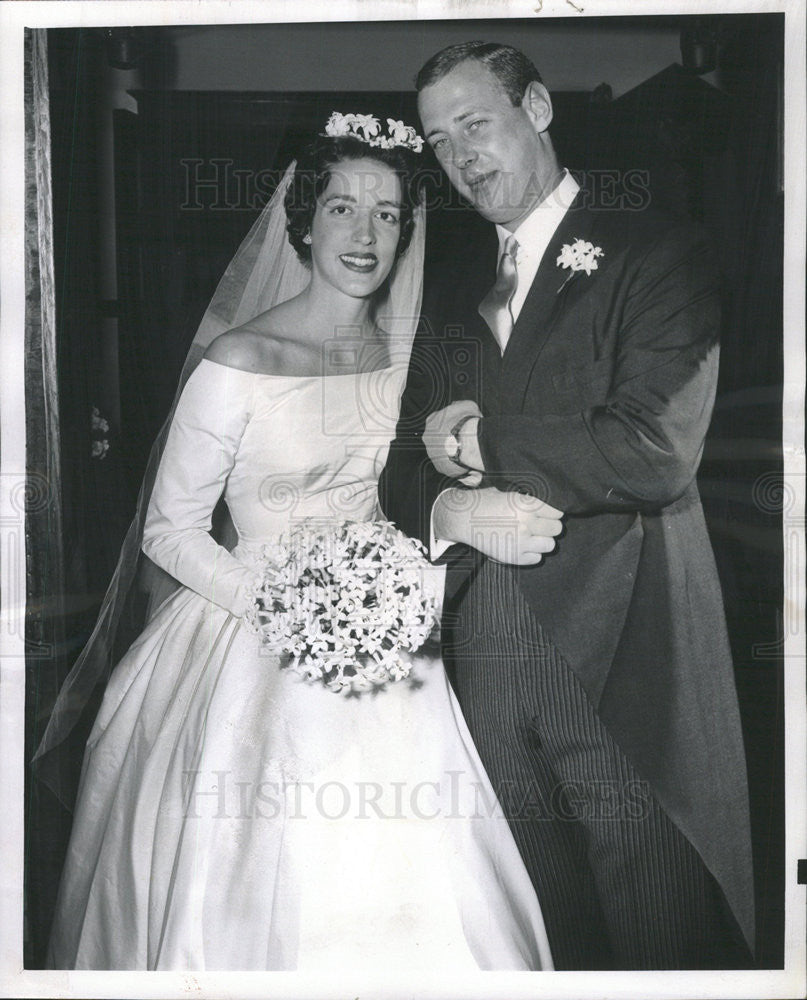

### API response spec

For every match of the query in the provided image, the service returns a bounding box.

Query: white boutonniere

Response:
[557,239,604,293]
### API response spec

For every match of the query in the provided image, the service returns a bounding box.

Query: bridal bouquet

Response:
[243,520,440,693]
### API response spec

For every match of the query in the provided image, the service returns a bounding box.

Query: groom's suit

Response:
[380,188,754,969]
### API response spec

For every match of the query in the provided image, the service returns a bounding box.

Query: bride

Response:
[43,113,556,972]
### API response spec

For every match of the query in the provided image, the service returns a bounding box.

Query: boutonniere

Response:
[556,239,604,293]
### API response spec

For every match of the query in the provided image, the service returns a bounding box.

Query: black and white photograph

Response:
[1,1,804,997]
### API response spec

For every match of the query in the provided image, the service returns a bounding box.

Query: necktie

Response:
[478,235,519,352]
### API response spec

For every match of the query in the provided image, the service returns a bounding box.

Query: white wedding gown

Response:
[48,358,553,972]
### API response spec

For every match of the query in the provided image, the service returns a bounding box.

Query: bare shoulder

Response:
[203,327,279,374]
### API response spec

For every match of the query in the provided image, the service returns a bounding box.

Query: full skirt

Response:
[48,585,553,971]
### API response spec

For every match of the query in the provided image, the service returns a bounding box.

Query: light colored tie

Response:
[478,235,519,352]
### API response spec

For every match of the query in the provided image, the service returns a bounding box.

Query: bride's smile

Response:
[338,251,378,272]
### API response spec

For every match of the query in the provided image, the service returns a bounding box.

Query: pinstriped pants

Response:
[444,561,752,970]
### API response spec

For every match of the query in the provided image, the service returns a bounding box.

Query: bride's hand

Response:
[422,400,483,478]
[433,487,564,566]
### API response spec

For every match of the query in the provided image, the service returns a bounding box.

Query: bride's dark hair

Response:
[285,135,419,263]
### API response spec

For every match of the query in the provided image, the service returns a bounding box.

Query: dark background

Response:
[25,14,786,969]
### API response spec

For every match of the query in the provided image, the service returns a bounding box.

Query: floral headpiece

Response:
[324,111,424,153]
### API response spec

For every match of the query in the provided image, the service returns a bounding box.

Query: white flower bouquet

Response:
[243,520,440,693]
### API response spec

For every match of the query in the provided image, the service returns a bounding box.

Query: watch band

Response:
[446,413,479,469]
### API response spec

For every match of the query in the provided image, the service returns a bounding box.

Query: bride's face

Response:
[309,157,403,300]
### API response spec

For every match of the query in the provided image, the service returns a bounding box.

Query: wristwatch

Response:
[445,413,479,470]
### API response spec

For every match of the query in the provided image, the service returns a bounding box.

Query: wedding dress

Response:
[47,356,553,972]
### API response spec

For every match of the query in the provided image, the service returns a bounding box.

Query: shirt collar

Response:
[494,169,580,258]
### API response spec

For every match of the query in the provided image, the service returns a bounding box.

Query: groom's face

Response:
[418,60,552,231]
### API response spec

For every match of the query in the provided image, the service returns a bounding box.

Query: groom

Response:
[380,41,754,970]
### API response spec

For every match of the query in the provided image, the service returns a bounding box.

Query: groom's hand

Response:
[423,400,483,480]
[433,487,564,566]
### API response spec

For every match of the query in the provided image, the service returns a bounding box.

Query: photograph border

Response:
[1,1,804,997]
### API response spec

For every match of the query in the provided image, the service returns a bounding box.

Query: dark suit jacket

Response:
[379,191,754,952]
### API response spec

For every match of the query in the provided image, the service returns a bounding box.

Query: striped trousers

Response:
[444,561,752,970]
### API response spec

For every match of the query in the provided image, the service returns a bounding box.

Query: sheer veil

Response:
[34,158,426,806]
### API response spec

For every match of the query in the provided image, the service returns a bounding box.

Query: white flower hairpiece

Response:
[324,111,424,153]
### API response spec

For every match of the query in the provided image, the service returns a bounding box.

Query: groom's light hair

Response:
[415,41,543,107]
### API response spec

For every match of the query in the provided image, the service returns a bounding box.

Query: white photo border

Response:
[1,1,804,998]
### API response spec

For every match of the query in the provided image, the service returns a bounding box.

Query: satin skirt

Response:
[47,584,553,972]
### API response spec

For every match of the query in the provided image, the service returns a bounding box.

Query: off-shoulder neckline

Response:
[199,357,408,379]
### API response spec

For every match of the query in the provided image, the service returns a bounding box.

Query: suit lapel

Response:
[501,192,602,407]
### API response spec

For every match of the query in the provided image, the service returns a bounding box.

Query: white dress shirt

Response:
[430,169,580,558]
